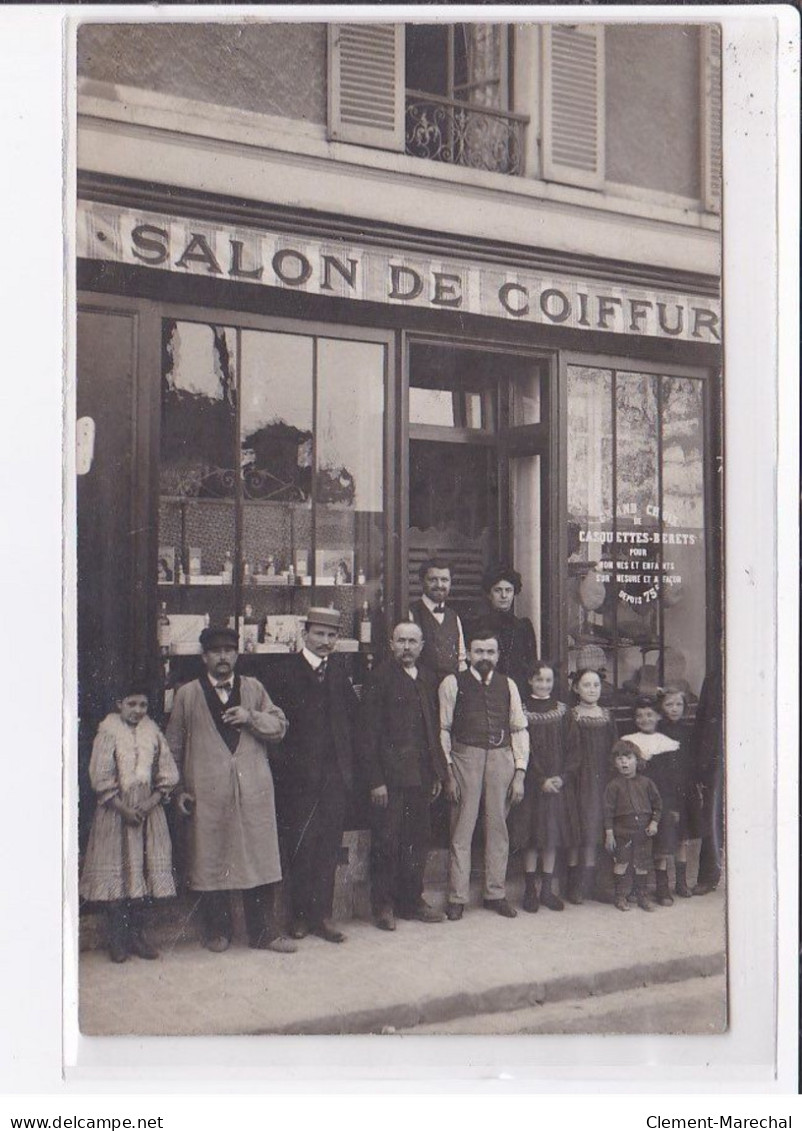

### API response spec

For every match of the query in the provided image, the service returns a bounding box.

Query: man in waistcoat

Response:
[167,626,296,954]
[409,558,466,683]
[268,607,358,944]
[360,622,448,931]
[439,624,529,920]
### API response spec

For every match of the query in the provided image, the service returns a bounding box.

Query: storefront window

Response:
[566,363,707,704]
[158,320,385,656]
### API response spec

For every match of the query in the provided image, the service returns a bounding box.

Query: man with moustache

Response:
[360,622,448,931]
[439,625,529,921]
[167,626,295,954]
[409,558,467,683]
[268,607,358,943]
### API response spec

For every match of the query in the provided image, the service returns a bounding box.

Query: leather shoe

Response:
[409,900,445,923]
[265,936,298,954]
[375,908,397,932]
[483,898,517,919]
[290,920,310,939]
[311,919,346,944]
[693,882,719,896]
[445,902,464,921]
[129,932,159,960]
[205,935,230,953]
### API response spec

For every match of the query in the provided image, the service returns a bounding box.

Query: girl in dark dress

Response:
[565,668,618,904]
[514,661,580,912]
[657,686,695,898]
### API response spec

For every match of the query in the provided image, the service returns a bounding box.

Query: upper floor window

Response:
[327,22,721,210]
[403,24,528,176]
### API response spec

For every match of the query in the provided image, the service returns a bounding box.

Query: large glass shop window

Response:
[158,320,385,655]
[566,365,706,705]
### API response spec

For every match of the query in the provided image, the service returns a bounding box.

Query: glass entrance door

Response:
[406,340,550,631]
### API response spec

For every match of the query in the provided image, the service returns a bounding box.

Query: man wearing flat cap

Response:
[268,607,358,943]
[166,626,295,954]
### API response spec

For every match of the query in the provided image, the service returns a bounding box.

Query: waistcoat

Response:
[410,600,460,679]
[452,669,511,749]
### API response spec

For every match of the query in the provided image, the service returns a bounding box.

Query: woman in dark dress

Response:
[466,565,538,698]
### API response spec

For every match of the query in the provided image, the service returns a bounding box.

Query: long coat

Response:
[165,675,287,891]
[359,660,448,792]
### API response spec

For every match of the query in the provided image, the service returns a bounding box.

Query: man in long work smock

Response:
[269,607,358,943]
[166,626,295,954]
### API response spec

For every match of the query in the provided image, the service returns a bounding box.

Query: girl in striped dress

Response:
[80,685,179,963]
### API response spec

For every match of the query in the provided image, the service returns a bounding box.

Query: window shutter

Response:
[328,24,404,151]
[541,24,605,189]
[701,24,722,213]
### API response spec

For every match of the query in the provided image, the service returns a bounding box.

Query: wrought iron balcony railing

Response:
[405,90,529,177]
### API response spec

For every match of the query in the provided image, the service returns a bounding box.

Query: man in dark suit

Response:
[268,607,358,944]
[360,622,448,931]
[408,558,466,683]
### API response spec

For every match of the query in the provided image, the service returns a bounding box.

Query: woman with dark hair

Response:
[466,564,538,698]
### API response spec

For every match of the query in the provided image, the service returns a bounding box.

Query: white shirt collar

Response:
[402,665,419,681]
[422,594,446,614]
[207,672,234,688]
[302,647,324,670]
[470,665,494,686]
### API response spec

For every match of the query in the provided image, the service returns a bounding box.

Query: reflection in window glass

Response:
[160,320,237,498]
[409,387,455,427]
[615,373,660,690]
[316,339,385,638]
[565,364,708,703]
[661,377,705,697]
[511,453,541,655]
[566,367,614,697]
[239,332,313,502]
[317,340,384,512]
[511,369,541,426]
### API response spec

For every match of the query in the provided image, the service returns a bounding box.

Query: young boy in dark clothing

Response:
[603,739,662,912]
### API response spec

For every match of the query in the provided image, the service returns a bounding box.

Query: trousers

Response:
[197,884,279,946]
[369,784,431,913]
[448,742,515,904]
[283,772,347,926]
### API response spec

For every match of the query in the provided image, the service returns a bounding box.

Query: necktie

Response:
[315,658,328,684]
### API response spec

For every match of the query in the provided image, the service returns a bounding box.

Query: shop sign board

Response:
[77,201,721,343]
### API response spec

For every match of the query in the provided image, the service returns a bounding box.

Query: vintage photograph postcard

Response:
[72,11,730,1041]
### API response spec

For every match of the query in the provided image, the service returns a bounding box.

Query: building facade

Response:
[75,20,722,827]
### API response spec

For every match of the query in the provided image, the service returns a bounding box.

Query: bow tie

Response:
[215,682,233,693]
[433,604,445,615]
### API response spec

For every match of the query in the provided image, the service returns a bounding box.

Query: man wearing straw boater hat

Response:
[268,607,358,943]
[167,625,295,954]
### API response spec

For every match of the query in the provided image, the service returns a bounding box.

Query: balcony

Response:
[405,90,529,177]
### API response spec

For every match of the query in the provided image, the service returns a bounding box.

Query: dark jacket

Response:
[266,651,358,793]
[359,660,448,791]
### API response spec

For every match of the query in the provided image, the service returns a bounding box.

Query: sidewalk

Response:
[78,884,726,1036]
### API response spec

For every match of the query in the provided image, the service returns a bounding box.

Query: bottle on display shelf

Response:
[266,555,276,577]
[357,568,366,586]
[158,601,171,657]
[242,560,252,585]
[359,601,372,645]
[287,564,296,586]
[221,552,233,584]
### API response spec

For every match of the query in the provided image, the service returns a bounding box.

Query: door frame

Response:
[401,331,558,654]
